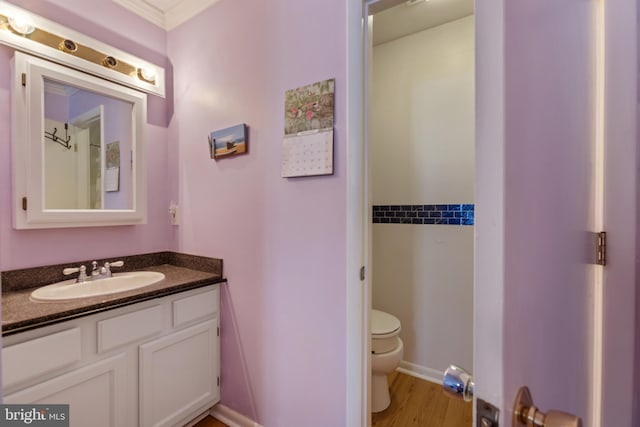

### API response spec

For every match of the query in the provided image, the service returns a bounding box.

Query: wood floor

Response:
[193,371,471,427]
[372,371,472,427]
[193,416,228,427]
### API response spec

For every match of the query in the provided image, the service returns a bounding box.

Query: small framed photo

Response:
[209,124,248,159]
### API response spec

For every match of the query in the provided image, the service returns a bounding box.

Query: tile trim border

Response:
[372,204,474,225]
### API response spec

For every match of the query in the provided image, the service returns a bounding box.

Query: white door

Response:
[474,1,637,427]
[44,119,78,209]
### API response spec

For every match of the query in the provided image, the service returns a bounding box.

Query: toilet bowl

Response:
[371,309,403,413]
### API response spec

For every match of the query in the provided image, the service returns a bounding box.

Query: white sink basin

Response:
[31,271,166,302]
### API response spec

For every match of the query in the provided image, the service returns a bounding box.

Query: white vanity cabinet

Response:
[2,284,220,427]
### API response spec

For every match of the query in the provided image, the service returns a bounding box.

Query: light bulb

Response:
[8,14,35,35]
[138,67,156,83]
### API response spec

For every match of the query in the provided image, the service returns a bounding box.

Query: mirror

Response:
[43,79,133,210]
[12,52,147,228]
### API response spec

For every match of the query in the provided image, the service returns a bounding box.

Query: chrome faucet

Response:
[63,260,124,283]
[63,265,88,283]
[91,260,125,280]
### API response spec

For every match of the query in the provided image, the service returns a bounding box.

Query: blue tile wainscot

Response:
[372,204,475,226]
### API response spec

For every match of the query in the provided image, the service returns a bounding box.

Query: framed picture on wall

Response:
[209,124,248,159]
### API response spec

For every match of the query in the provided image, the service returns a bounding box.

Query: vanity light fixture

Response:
[0,3,165,97]
[102,56,118,69]
[7,14,35,35]
[137,67,156,84]
[58,39,78,53]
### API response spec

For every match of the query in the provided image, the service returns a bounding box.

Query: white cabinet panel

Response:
[139,319,219,427]
[98,305,163,353]
[4,354,127,427]
[3,328,82,389]
[173,288,219,327]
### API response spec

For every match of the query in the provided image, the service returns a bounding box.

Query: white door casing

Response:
[600,1,637,425]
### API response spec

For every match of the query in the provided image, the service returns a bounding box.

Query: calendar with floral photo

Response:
[284,78,335,135]
[282,79,335,178]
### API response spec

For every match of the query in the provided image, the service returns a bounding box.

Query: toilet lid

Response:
[372,310,401,336]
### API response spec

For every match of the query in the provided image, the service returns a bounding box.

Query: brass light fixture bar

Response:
[0,4,164,97]
[0,13,156,85]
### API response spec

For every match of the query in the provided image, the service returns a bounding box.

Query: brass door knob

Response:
[513,386,582,427]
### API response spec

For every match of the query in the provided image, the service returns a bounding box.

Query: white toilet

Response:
[371,309,403,413]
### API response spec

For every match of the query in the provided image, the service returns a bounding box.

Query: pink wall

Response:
[167,0,347,425]
[0,1,173,270]
[0,1,349,423]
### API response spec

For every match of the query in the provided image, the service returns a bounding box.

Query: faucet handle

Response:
[63,265,87,283]
[63,267,80,275]
[103,260,124,277]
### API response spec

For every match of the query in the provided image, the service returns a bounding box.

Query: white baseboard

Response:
[210,404,262,427]
[397,361,444,385]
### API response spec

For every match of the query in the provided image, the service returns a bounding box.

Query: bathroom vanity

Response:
[1,252,224,427]
[0,6,223,426]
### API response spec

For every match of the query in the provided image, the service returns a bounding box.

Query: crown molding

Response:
[113,0,220,31]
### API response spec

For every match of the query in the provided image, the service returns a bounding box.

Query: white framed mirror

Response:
[12,51,147,229]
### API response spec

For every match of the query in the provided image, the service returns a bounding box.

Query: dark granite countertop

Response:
[1,252,225,336]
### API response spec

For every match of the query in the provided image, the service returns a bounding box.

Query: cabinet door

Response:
[139,318,219,427]
[4,354,127,427]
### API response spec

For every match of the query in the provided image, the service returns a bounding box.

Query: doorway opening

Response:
[366,0,475,424]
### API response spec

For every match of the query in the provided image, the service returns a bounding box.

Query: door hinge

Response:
[217,376,220,387]
[21,196,27,211]
[360,266,365,281]
[21,73,26,86]
[217,326,220,337]
[597,231,606,266]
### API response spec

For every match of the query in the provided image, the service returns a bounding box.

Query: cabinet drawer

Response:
[173,288,219,328]
[3,328,81,389]
[98,306,163,353]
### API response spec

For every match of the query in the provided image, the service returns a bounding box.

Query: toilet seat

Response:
[372,310,401,336]
[372,310,401,354]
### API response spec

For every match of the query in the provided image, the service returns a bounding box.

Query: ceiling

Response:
[112,0,473,43]
[373,0,474,46]
[112,0,219,30]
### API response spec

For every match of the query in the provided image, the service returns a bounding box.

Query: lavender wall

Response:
[167,0,347,425]
[0,0,173,270]
[0,1,349,424]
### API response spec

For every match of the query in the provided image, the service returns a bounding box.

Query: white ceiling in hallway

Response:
[113,0,473,43]
[373,0,474,46]
[112,0,219,30]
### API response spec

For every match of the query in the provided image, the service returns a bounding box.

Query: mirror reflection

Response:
[43,78,134,210]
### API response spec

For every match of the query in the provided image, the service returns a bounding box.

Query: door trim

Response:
[601,1,638,426]
[346,0,368,425]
